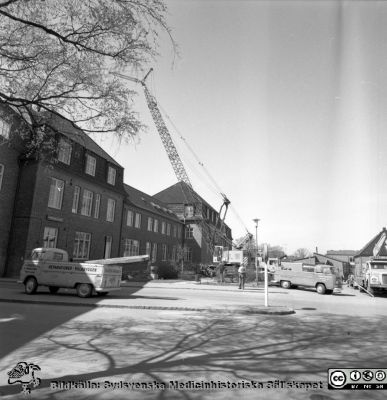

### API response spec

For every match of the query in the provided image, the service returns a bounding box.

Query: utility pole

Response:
[253,218,260,285]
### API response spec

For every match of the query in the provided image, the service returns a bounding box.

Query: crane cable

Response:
[146,70,250,237]
[157,100,250,235]
[157,103,223,198]
[140,70,219,200]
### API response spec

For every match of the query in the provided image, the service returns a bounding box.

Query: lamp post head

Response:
[253,218,260,226]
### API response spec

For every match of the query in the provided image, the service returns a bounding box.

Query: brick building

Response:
[0,109,187,277]
[0,107,25,276]
[1,108,232,277]
[154,182,233,266]
[3,112,127,277]
[121,184,184,269]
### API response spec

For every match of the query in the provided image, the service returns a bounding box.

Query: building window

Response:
[153,219,159,233]
[94,194,101,219]
[104,236,112,259]
[184,247,192,262]
[73,231,91,259]
[126,210,134,227]
[135,212,141,228]
[72,186,80,213]
[177,225,182,239]
[161,221,166,235]
[81,189,93,216]
[162,244,167,261]
[48,177,64,209]
[106,198,116,222]
[184,205,194,218]
[0,117,10,139]
[145,242,151,256]
[147,217,153,231]
[85,154,96,176]
[0,164,4,191]
[185,225,193,239]
[151,243,157,262]
[43,227,58,248]
[57,138,72,165]
[123,239,140,256]
[171,246,177,262]
[166,223,171,236]
[107,166,116,185]
[173,225,177,238]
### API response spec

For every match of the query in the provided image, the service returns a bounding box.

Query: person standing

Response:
[218,262,225,283]
[238,264,246,290]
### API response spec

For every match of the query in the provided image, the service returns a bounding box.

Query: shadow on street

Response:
[0,283,148,359]
[1,308,386,399]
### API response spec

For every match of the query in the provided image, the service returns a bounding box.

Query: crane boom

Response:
[142,85,193,187]
[111,69,232,254]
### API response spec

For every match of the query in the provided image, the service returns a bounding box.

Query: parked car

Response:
[200,265,217,277]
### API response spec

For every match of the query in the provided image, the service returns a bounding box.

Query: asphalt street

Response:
[0,278,385,316]
[1,279,387,400]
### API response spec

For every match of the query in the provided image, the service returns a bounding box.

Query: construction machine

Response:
[111,69,231,259]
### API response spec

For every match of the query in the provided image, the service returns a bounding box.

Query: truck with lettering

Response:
[354,258,387,295]
[19,248,123,298]
[354,231,387,295]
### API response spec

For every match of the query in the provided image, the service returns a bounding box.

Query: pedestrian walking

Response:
[238,264,246,290]
[218,262,225,283]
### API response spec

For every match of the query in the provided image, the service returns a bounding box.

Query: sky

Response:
[91,0,387,255]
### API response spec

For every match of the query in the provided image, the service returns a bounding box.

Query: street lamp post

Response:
[253,218,259,285]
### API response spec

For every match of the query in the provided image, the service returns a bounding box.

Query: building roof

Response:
[124,183,181,222]
[326,250,358,256]
[291,253,347,265]
[355,227,387,258]
[154,181,213,209]
[45,113,122,168]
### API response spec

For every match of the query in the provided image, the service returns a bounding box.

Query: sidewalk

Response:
[0,277,294,315]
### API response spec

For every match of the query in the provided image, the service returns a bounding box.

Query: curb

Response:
[0,298,294,315]
[1,278,266,292]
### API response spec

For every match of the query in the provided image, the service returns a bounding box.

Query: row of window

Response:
[48,177,116,222]
[126,209,182,239]
[185,203,220,226]
[57,138,117,185]
[124,239,187,262]
[43,227,93,259]
[125,210,142,228]
[43,226,191,262]
[0,120,117,186]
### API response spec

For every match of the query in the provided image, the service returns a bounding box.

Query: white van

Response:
[19,248,122,298]
[272,262,343,295]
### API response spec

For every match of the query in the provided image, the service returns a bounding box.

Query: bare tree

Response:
[293,248,312,259]
[0,0,176,153]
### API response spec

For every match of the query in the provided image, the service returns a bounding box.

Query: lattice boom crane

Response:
[112,69,192,187]
[111,69,231,253]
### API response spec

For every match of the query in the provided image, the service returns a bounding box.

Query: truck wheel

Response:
[281,280,291,289]
[76,283,93,298]
[25,277,38,295]
[49,286,59,294]
[96,292,108,297]
[316,283,326,295]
